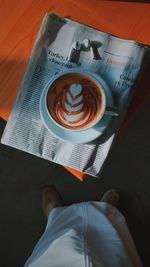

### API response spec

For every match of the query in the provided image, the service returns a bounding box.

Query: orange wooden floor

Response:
[0,0,150,180]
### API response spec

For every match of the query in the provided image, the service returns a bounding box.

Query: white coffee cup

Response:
[45,69,115,132]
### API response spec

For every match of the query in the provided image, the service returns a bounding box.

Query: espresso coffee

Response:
[47,73,105,130]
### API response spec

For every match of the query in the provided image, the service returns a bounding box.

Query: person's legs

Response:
[42,187,119,219]
[24,187,143,267]
[101,189,120,208]
[42,186,63,218]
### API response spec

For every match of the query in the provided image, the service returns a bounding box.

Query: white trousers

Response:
[24,202,143,267]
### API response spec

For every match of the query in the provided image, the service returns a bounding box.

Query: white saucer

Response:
[40,70,114,144]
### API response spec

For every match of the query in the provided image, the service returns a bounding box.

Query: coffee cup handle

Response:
[104,106,119,116]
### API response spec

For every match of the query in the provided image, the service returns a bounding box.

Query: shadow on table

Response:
[119,55,150,132]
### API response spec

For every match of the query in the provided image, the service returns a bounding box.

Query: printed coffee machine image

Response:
[68,38,102,63]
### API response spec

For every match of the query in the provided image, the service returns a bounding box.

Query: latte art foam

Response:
[47,74,104,130]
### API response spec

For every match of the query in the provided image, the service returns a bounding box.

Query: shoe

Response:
[42,186,63,219]
[101,189,120,208]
